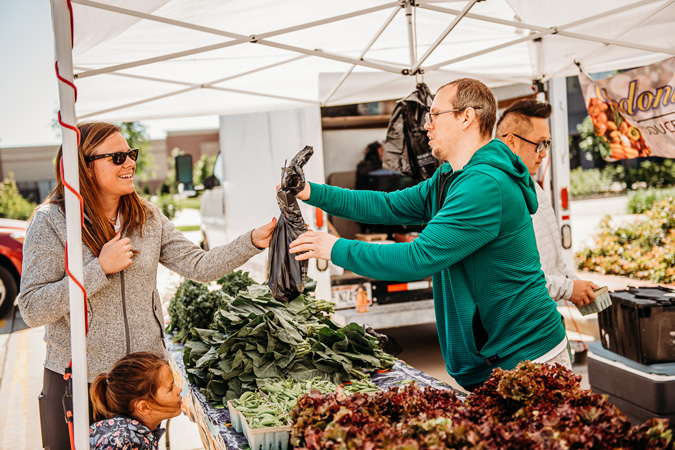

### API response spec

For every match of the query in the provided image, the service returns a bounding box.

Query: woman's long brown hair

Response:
[89,352,174,421]
[44,122,149,256]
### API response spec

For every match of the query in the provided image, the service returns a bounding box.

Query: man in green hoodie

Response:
[290,78,567,391]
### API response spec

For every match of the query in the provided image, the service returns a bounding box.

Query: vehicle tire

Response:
[0,265,18,318]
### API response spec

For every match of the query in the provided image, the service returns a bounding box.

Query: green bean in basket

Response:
[231,376,380,429]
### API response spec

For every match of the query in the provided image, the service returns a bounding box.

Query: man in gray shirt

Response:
[496,99,598,307]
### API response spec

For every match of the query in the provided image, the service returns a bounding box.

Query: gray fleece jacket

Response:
[18,201,262,382]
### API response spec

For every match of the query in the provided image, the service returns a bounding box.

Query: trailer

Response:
[198,78,574,328]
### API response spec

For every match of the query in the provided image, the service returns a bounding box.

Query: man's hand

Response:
[276,182,311,201]
[289,230,338,261]
[569,280,600,306]
[251,217,277,249]
[98,232,133,275]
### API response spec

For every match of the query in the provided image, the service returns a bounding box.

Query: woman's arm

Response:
[157,208,266,282]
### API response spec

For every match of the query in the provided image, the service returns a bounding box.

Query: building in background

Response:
[0,129,219,202]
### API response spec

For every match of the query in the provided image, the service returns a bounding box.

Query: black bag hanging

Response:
[268,146,314,302]
[382,83,439,182]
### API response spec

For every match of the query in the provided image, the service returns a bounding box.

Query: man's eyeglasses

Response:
[425,106,483,126]
[85,148,139,165]
[503,134,551,154]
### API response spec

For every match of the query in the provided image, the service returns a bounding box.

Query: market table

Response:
[166,337,465,450]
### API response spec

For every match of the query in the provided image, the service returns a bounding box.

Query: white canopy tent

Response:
[49,0,675,447]
[66,0,675,121]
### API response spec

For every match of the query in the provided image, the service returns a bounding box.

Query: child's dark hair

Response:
[90,352,173,421]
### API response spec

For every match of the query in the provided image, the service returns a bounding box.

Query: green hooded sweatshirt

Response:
[305,139,566,387]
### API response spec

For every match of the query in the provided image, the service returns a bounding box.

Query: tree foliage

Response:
[118,122,155,182]
[0,173,37,220]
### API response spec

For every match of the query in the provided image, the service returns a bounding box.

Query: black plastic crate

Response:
[587,343,675,415]
[592,386,675,428]
[598,287,675,365]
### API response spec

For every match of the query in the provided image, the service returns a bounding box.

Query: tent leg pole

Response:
[50,2,89,450]
[405,0,416,70]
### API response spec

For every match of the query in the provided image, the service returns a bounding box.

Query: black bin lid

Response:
[610,286,675,306]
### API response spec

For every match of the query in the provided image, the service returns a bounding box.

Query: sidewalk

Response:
[0,324,45,449]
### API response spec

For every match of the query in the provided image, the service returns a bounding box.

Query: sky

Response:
[0,0,218,149]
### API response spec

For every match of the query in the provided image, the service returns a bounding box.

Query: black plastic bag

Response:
[268,146,314,302]
[382,83,439,182]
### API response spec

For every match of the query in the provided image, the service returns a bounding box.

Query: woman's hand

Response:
[98,232,133,275]
[251,217,277,249]
[276,182,311,201]
[290,230,338,261]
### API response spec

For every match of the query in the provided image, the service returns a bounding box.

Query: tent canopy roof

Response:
[70,0,675,121]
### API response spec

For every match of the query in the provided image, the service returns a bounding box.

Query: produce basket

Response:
[227,400,291,450]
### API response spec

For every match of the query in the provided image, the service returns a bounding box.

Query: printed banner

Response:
[578,57,675,160]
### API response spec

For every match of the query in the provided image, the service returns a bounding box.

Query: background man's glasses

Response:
[86,148,139,165]
[425,106,483,126]
[504,134,551,153]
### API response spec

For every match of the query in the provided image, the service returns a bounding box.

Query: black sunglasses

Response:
[86,148,139,165]
[503,134,551,154]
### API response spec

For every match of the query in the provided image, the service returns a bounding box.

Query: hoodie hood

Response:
[464,139,539,214]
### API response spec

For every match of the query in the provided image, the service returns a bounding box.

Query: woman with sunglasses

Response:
[18,122,276,450]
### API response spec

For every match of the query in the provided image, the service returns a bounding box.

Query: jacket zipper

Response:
[120,271,131,355]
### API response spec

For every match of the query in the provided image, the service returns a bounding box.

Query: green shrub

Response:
[631,159,675,189]
[0,173,37,220]
[194,154,217,187]
[627,187,675,214]
[577,197,675,283]
[152,193,181,220]
[569,166,623,197]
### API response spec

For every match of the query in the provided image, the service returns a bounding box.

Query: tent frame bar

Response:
[411,0,477,73]
[543,0,675,82]
[73,0,403,79]
[426,29,554,71]
[322,6,401,106]
[420,0,674,57]
[422,0,673,72]
[404,0,417,68]
[78,55,318,119]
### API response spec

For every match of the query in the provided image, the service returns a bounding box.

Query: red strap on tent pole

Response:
[55,63,78,103]
[55,3,86,449]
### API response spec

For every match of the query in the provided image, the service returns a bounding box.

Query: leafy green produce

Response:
[290,362,673,450]
[165,279,212,343]
[182,281,395,403]
[216,270,256,297]
[166,271,258,343]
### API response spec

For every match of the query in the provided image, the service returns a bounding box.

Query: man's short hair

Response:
[437,78,497,139]
[495,99,552,137]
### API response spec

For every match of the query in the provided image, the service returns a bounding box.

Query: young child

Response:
[89,352,183,450]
